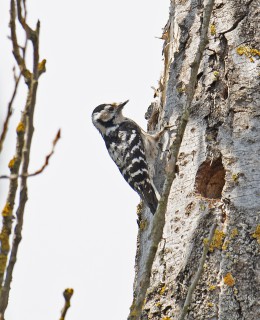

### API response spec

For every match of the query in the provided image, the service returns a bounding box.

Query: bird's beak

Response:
[116,100,129,111]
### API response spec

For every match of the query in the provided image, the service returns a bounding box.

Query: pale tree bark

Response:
[131,0,260,319]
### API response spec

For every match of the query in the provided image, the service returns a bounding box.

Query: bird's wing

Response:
[106,121,158,214]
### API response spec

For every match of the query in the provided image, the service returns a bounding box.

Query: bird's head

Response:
[92,100,129,134]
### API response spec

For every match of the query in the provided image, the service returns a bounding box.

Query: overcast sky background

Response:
[0,1,169,319]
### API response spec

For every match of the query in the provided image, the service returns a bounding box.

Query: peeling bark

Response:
[132,0,260,319]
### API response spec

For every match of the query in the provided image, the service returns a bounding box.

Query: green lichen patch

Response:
[232,173,240,182]
[213,70,219,78]
[210,24,216,35]
[177,86,185,93]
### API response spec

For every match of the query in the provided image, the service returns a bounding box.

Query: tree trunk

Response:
[133,0,260,319]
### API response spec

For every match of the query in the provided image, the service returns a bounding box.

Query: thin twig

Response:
[128,0,215,318]
[179,223,217,320]
[9,0,31,83]
[60,289,74,320]
[0,72,21,154]
[0,129,61,179]
[0,18,28,154]
[16,0,40,76]
[25,129,61,177]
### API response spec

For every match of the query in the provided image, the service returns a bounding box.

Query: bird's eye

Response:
[108,106,114,112]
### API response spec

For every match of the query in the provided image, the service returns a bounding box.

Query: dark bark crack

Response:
[220,0,254,35]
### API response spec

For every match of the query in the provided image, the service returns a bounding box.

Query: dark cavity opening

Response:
[195,158,225,199]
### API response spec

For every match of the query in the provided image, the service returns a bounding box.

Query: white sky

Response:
[0,1,169,319]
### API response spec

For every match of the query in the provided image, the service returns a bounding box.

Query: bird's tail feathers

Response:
[141,183,159,215]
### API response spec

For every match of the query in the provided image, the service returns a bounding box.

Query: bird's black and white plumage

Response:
[92,100,161,214]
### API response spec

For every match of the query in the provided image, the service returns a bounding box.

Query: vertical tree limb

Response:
[0,0,46,317]
[128,0,215,319]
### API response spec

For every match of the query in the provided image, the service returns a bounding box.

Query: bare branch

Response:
[60,289,74,320]
[0,119,26,295]
[0,72,21,153]
[16,0,33,37]
[179,223,217,320]
[0,31,28,154]
[16,0,42,77]
[25,129,61,177]
[0,0,46,316]
[128,0,215,319]
[10,0,31,83]
[0,129,61,179]
[0,80,38,316]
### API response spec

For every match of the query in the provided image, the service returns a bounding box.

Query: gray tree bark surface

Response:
[133,0,260,319]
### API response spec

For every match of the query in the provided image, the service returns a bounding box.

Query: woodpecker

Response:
[92,100,163,214]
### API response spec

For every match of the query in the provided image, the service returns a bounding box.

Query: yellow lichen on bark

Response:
[222,240,230,251]
[2,203,12,217]
[208,284,216,291]
[38,59,46,73]
[209,229,225,252]
[252,225,260,244]
[203,238,209,246]
[136,201,143,216]
[16,121,25,133]
[8,156,17,170]
[0,255,8,274]
[223,272,235,286]
[230,228,238,239]
[160,285,166,295]
[236,46,260,62]
[0,227,10,253]
[139,219,148,231]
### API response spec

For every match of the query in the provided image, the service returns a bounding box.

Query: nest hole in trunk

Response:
[195,158,226,199]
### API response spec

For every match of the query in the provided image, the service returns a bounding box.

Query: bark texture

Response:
[134,0,260,319]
